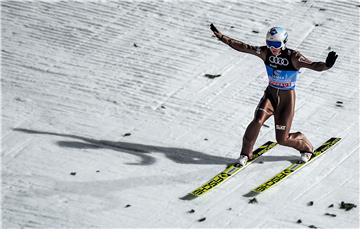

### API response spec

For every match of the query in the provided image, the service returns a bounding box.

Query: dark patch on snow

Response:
[249,198,258,204]
[161,105,166,109]
[328,204,334,208]
[340,201,357,211]
[319,8,326,11]
[70,172,76,176]
[96,170,100,173]
[133,43,138,47]
[227,207,232,211]
[188,209,195,214]
[308,225,318,229]
[204,138,208,141]
[263,124,270,128]
[125,204,131,208]
[324,213,336,217]
[204,74,221,79]
[252,30,259,34]
[123,133,131,137]
[297,219,302,224]
[307,201,314,206]
[336,101,344,107]
[106,99,118,104]
[198,217,206,222]
[15,97,26,102]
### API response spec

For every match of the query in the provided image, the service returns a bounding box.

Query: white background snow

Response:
[1,0,359,228]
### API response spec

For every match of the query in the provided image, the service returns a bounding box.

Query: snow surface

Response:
[1,0,359,228]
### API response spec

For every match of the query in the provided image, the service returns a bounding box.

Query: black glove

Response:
[210,23,219,33]
[325,51,338,68]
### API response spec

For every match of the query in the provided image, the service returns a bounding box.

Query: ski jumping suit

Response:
[219,35,330,159]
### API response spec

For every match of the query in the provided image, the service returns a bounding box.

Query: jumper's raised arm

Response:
[210,23,266,60]
[292,51,338,71]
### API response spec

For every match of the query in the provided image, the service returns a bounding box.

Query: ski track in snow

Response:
[2,0,359,228]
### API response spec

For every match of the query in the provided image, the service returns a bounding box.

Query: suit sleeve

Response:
[292,51,330,71]
[219,35,267,61]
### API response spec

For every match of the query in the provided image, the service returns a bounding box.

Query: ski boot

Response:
[236,155,249,166]
[300,152,313,163]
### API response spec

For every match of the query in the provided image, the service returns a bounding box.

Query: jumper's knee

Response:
[276,136,289,146]
[276,132,302,146]
[290,131,304,139]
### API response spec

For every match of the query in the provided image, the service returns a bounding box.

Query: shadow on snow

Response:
[13,128,234,165]
[13,128,297,166]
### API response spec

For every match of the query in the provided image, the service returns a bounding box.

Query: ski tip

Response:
[243,191,259,198]
[180,193,197,201]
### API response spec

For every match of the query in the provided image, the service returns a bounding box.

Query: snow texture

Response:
[1,0,359,228]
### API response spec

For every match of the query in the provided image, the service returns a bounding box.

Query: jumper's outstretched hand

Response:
[325,51,338,68]
[210,23,222,39]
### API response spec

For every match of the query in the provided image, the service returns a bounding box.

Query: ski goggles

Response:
[266,40,283,49]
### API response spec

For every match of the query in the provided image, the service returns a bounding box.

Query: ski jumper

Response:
[218,35,330,159]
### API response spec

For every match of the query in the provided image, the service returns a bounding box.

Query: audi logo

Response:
[269,56,289,66]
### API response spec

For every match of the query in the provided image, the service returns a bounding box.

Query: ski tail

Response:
[244,137,341,197]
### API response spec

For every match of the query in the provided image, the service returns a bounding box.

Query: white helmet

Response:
[266,27,288,50]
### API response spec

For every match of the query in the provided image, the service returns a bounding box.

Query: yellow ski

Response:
[244,137,341,197]
[181,141,277,200]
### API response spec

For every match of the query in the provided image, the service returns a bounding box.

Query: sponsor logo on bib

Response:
[269,56,289,66]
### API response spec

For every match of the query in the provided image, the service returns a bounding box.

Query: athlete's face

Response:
[270,47,281,56]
